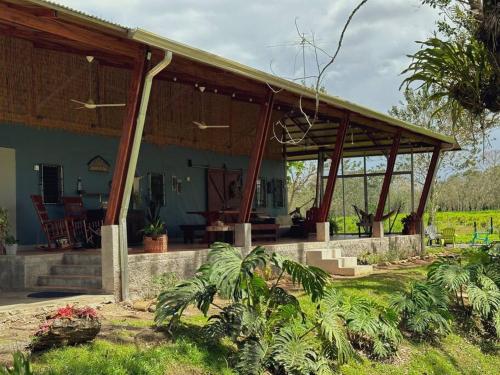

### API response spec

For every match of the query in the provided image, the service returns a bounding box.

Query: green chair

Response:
[441,228,456,247]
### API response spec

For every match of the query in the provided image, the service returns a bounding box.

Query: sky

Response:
[56,0,499,149]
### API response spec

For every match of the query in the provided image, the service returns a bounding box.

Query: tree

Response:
[389,88,487,223]
[402,0,500,131]
[286,161,316,212]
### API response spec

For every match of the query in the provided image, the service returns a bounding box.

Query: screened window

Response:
[255,177,267,208]
[272,178,285,208]
[40,164,63,204]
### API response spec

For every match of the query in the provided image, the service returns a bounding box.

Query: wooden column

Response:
[374,132,401,222]
[416,145,441,219]
[317,113,350,223]
[105,50,147,225]
[238,90,275,223]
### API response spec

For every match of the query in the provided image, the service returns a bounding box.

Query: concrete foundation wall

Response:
[127,235,421,299]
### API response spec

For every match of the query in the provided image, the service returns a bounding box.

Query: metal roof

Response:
[22,0,458,152]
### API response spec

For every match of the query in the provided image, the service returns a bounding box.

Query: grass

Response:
[30,264,500,374]
[333,209,500,244]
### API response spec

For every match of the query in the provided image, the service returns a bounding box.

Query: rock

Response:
[30,318,100,352]
[132,300,155,312]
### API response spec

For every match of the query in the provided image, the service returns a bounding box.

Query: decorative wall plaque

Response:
[87,156,110,173]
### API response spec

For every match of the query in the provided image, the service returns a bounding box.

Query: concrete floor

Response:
[0,292,113,314]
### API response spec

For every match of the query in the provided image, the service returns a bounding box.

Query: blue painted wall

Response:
[0,123,287,245]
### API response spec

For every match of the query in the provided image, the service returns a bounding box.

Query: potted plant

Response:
[142,200,168,253]
[5,235,18,255]
[401,212,419,235]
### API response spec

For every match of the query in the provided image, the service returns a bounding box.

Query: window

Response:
[255,177,267,208]
[40,164,63,204]
[272,178,285,208]
[148,172,165,206]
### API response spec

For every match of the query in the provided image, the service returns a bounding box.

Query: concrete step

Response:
[30,285,107,295]
[51,264,102,276]
[62,253,101,266]
[305,248,373,277]
[38,275,102,289]
[334,265,374,277]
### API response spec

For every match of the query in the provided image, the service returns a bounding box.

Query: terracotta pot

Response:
[144,234,168,253]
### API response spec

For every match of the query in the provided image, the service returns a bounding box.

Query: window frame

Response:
[39,164,64,205]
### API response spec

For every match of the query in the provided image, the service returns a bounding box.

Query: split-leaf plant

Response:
[155,242,402,375]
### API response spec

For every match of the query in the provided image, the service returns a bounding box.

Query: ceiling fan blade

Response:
[74,106,86,109]
[70,99,87,105]
[93,103,126,107]
[204,125,230,128]
[193,121,207,130]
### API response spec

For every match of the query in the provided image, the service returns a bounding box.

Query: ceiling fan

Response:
[192,86,230,130]
[71,56,126,110]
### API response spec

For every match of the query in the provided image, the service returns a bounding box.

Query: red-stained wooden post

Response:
[374,132,402,222]
[372,132,401,237]
[105,50,147,225]
[238,90,275,223]
[416,144,441,219]
[317,113,350,223]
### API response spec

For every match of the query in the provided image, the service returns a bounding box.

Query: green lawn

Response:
[32,265,500,375]
[333,209,500,244]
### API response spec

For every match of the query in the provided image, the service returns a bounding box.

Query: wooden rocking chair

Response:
[62,196,102,248]
[31,195,73,249]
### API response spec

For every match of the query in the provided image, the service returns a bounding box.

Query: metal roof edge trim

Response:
[130,29,456,147]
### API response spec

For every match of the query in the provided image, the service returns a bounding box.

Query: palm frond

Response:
[271,325,319,374]
[155,274,216,326]
[272,254,329,302]
[234,338,268,375]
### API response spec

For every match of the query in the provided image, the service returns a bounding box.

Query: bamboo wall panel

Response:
[0,35,283,159]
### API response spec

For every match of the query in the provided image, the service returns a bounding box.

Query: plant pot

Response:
[5,243,17,255]
[144,234,168,253]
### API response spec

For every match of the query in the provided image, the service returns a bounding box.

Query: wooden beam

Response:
[238,90,275,223]
[105,49,148,225]
[374,132,401,221]
[0,3,140,58]
[317,113,350,222]
[416,145,441,218]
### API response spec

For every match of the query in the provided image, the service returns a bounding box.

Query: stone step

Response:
[38,275,102,289]
[62,253,101,265]
[51,264,102,276]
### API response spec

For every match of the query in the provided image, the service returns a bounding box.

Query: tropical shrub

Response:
[391,281,451,338]
[428,256,500,338]
[156,243,403,374]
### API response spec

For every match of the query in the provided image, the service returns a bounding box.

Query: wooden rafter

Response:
[0,2,141,59]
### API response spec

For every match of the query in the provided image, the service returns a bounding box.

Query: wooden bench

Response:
[179,224,206,244]
[251,223,280,242]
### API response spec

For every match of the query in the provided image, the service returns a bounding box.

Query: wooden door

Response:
[207,169,242,213]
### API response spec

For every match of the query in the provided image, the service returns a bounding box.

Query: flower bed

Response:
[30,305,101,352]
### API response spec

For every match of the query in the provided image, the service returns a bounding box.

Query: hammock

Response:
[353,205,401,235]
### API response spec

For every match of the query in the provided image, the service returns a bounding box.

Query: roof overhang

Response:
[1,0,460,160]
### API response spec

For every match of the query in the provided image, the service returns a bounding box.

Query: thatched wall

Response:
[0,35,283,159]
